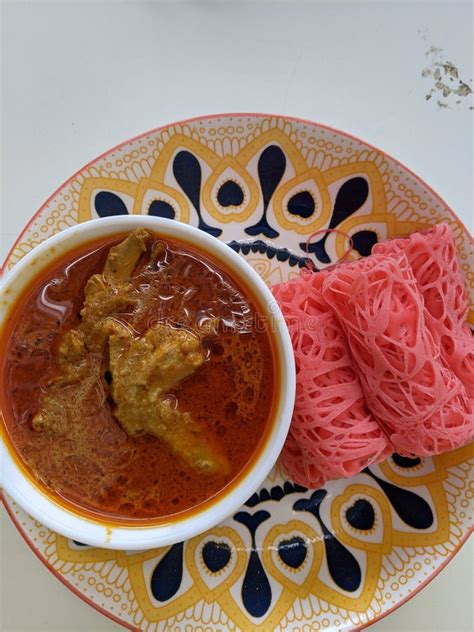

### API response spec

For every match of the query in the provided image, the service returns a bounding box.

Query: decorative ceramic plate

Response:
[2,114,473,632]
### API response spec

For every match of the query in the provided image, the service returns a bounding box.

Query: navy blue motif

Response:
[345,499,375,531]
[217,180,244,207]
[172,151,222,237]
[72,540,88,547]
[294,490,362,592]
[245,480,308,508]
[150,542,184,602]
[287,191,315,219]
[392,454,422,468]
[245,146,285,239]
[300,176,369,262]
[351,229,378,256]
[227,240,315,270]
[364,467,433,529]
[148,200,175,219]
[92,152,378,274]
[94,191,129,217]
[234,510,272,618]
[202,541,231,573]
[278,536,307,569]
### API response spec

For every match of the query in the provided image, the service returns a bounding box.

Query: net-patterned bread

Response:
[272,223,473,488]
[272,270,392,488]
[323,252,472,457]
[373,223,474,398]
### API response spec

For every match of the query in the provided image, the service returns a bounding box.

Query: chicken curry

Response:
[2,229,276,521]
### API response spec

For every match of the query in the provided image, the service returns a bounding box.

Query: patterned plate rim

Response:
[1,112,473,632]
[1,111,472,276]
[2,496,472,632]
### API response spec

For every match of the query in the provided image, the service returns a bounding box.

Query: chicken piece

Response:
[103,228,148,285]
[80,278,138,352]
[56,329,87,372]
[32,230,228,475]
[108,321,229,474]
[32,230,150,431]
[32,330,102,433]
[80,229,149,351]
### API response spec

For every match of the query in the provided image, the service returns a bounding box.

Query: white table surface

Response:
[1,1,473,631]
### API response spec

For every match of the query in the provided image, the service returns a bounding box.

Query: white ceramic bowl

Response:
[0,216,295,550]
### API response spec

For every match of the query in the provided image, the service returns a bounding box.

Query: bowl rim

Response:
[0,215,296,549]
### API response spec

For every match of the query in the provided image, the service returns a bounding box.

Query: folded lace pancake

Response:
[322,253,473,456]
[280,431,326,489]
[272,271,392,487]
[373,223,474,398]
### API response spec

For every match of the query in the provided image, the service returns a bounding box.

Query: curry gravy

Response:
[1,232,277,523]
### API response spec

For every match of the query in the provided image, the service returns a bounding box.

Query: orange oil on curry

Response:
[0,233,278,526]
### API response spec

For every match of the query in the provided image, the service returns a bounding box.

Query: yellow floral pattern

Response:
[2,115,473,631]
